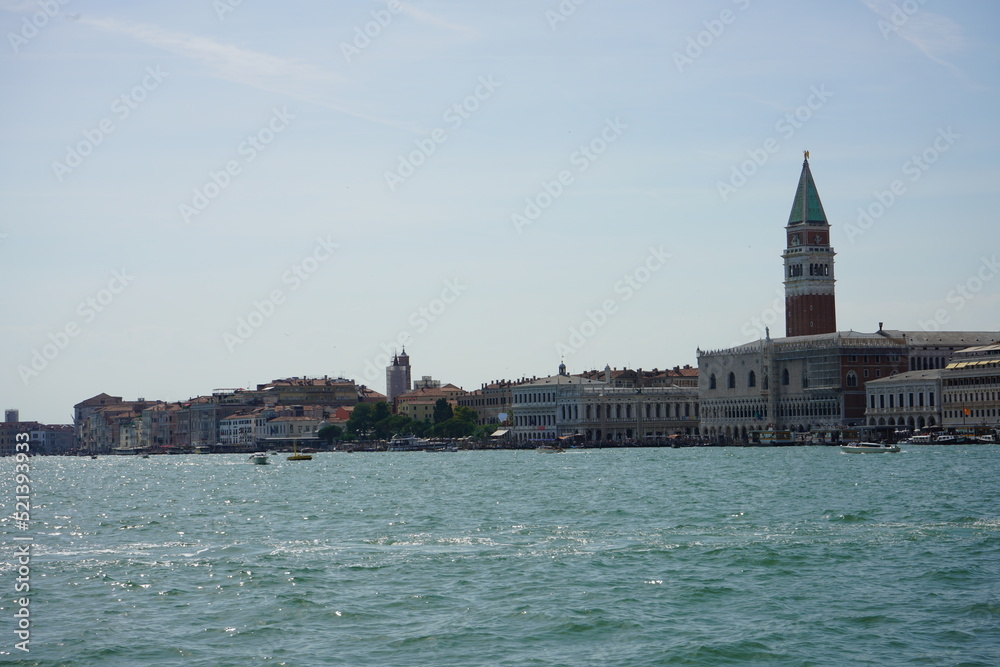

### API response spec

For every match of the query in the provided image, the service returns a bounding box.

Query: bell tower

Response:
[385,347,412,404]
[783,152,836,337]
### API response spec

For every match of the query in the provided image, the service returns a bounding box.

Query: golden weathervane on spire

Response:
[804,150,810,160]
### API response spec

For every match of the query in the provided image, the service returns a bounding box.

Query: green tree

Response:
[411,420,430,437]
[453,405,477,425]
[318,424,342,444]
[433,398,453,424]
[375,414,413,439]
[372,401,391,422]
[346,403,375,435]
[475,423,498,439]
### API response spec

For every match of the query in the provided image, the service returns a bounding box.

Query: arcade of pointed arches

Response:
[700,396,843,444]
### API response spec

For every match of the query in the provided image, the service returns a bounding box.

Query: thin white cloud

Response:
[76,16,424,134]
[0,1,42,11]
[859,0,964,68]
[397,1,479,41]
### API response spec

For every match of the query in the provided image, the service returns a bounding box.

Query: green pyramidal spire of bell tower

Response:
[787,151,828,225]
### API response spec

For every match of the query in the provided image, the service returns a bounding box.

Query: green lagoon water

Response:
[1,446,998,665]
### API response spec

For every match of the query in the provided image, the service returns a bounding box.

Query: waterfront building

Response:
[458,378,532,427]
[863,369,942,437]
[257,376,360,408]
[385,349,412,404]
[511,364,701,444]
[395,384,467,422]
[261,415,327,449]
[141,402,180,451]
[559,384,700,442]
[29,424,75,454]
[698,155,1000,444]
[78,399,157,453]
[699,329,910,442]
[115,416,144,452]
[904,332,1000,372]
[178,391,259,448]
[73,393,123,446]
[941,343,1000,430]
[219,412,257,448]
[578,365,699,388]
[251,407,278,446]
[511,364,604,443]
[0,420,42,456]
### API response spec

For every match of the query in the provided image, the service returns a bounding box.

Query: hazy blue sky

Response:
[2,0,998,424]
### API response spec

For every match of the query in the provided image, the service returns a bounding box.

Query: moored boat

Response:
[388,435,429,451]
[841,442,900,454]
[286,440,312,460]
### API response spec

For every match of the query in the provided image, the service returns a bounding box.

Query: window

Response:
[846,371,858,388]
[710,374,717,390]
[728,373,736,389]
[782,369,790,386]
[748,371,756,388]
[762,375,769,390]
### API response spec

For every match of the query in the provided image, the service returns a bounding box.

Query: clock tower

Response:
[783,152,836,337]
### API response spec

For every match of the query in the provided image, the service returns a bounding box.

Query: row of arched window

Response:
[514,392,554,405]
[517,414,554,426]
[711,369,806,390]
[703,400,841,420]
[869,391,935,410]
[557,403,698,420]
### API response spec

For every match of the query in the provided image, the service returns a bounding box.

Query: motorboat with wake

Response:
[840,442,900,454]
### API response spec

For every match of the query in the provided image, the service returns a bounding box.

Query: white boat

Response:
[906,434,933,445]
[934,435,957,444]
[248,452,269,464]
[977,434,996,444]
[841,442,900,454]
[388,436,429,451]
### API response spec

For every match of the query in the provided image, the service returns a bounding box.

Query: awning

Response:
[490,429,510,437]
